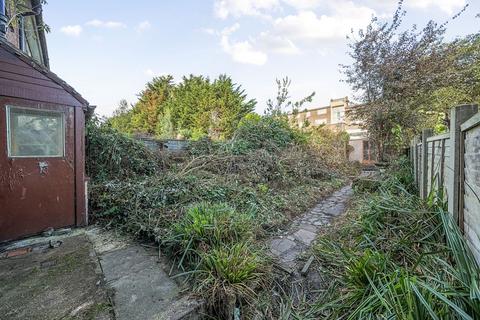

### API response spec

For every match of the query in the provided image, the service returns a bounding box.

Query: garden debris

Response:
[300,255,315,276]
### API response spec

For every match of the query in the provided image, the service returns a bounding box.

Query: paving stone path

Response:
[269,184,353,272]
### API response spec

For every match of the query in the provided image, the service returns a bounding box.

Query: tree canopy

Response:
[109,74,256,140]
[343,0,479,160]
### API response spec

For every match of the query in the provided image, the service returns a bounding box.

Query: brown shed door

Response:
[0,99,75,242]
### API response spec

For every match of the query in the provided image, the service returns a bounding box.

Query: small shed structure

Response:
[0,39,89,242]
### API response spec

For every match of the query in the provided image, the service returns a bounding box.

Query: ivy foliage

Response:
[86,117,159,181]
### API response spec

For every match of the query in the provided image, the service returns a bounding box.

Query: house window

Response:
[306,111,311,117]
[317,109,326,115]
[331,107,345,124]
[7,106,65,157]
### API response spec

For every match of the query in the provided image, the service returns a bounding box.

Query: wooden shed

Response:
[0,38,89,242]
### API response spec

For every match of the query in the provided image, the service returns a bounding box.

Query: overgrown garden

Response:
[87,110,353,318]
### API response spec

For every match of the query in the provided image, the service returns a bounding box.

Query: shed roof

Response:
[0,38,89,109]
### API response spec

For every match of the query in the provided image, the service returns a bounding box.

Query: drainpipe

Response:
[18,15,24,50]
[0,0,7,38]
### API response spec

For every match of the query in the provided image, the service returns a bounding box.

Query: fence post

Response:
[447,104,478,223]
[412,136,418,187]
[421,129,433,199]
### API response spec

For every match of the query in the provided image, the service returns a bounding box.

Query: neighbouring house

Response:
[288,97,376,164]
[0,0,90,242]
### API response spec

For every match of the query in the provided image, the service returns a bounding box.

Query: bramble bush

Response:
[86,116,159,181]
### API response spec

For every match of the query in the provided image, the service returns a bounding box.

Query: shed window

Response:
[7,107,64,157]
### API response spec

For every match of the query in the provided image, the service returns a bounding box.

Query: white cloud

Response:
[144,69,155,76]
[257,31,300,55]
[136,20,151,33]
[272,2,375,42]
[405,0,465,14]
[86,19,126,29]
[214,0,279,19]
[282,0,323,9]
[220,24,268,65]
[60,25,82,37]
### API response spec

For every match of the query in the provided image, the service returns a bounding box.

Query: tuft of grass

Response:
[196,242,268,319]
[163,202,255,270]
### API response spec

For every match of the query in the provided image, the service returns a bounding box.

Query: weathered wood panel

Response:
[427,141,433,194]
[463,124,480,263]
[0,46,85,107]
[443,139,451,206]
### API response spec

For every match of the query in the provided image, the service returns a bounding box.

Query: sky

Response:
[43,0,479,116]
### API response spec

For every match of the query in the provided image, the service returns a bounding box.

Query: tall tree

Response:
[109,74,256,140]
[131,75,175,135]
[342,1,471,160]
[109,99,133,133]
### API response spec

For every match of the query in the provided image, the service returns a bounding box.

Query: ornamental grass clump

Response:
[197,242,268,319]
[163,202,255,270]
[164,203,267,318]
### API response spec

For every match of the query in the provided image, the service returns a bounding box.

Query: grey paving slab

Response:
[87,228,203,320]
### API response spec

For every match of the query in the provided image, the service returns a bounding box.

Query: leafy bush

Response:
[86,117,159,181]
[228,116,299,154]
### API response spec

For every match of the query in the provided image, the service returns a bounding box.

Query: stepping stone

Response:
[99,245,202,320]
[87,229,203,320]
[297,224,317,233]
[269,184,353,275]
[270,238,297,255]
[293,229,316,245]
[324,204,345,216]
[281,248,301,262]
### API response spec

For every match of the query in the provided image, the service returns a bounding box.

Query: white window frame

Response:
[6,105,66,158]
[314,119,327,125]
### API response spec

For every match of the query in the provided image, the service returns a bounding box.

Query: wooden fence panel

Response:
[461,115,480,263]
[409,105,479,264]
[427,141,433,194]
[443,138,452,206]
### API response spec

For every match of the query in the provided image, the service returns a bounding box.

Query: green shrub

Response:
[86,117,159,181]
[229,116,298,154]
